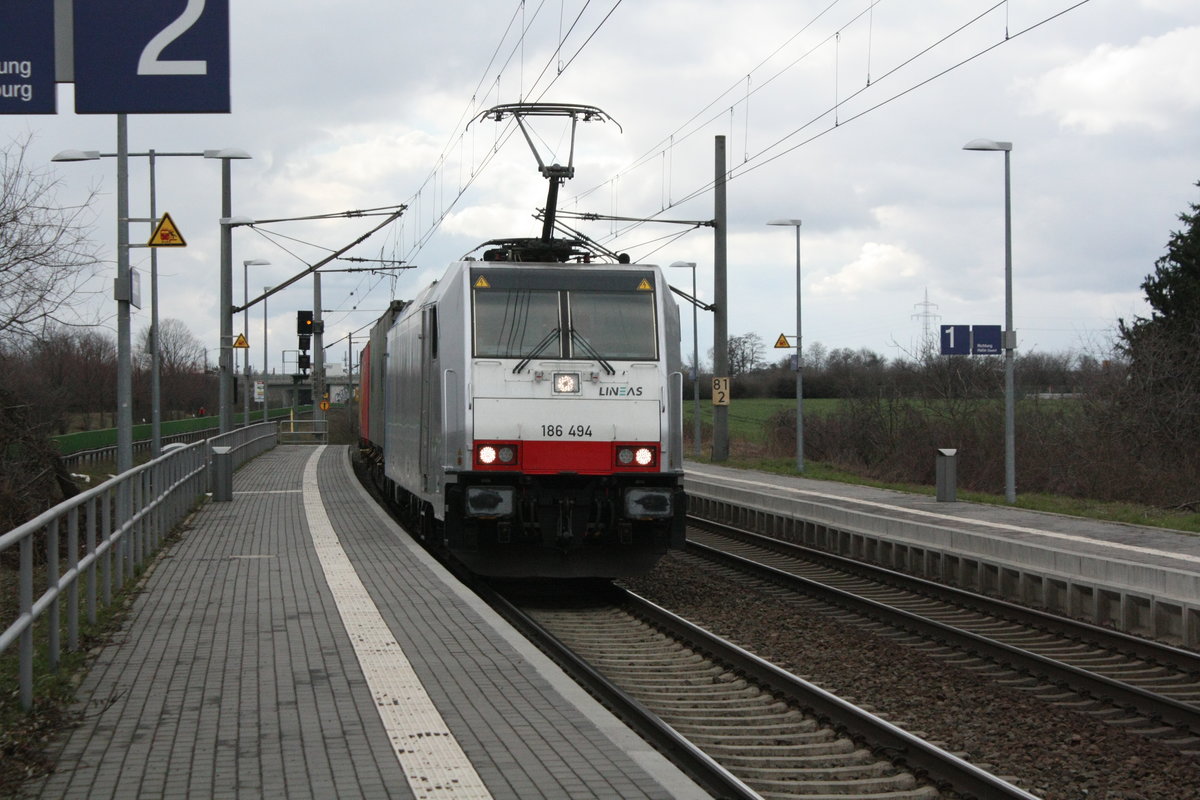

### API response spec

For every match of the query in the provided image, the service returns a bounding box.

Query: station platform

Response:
[29,445,711,800]
[685,461,1200,648]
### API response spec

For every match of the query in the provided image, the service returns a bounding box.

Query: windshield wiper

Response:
[513,327,561,373]
[570,328,615,375]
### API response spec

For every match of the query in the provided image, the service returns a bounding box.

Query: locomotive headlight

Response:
[616,445,656,468]
[497,446,516,463]
[553,372,580,394]
[478,445,498,464]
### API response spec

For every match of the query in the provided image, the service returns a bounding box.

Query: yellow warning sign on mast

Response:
[148,213,186,247]
[233,333,250,349]
[774,334,792,349]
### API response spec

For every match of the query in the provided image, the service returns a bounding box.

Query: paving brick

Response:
[26,445,709,800]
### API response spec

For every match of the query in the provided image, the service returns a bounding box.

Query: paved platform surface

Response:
[685,461,1200,572]
[28,445,711,800]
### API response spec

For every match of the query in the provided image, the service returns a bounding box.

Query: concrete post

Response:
[936,448,958,502]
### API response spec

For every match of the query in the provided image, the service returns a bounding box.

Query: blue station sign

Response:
[0,0,57,114]
[73,0,230,114]
[939,325,971,356]
[971,325,1003,355]
[941,324,1004,356]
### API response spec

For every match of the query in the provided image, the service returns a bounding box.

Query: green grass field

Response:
[682,397,1200,535]
[682,396,840,444]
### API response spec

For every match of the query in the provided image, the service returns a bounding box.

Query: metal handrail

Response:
[0,422,278,710]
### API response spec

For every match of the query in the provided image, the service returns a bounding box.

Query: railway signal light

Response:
[298,334,311,351]
[297,310,313,334]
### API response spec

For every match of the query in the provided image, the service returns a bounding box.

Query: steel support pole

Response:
[218,159,234,434]
[690,266,700,457]
[314,272,324,426]
[242,261,249,427]
[148,150,161,457]
[793,223,804,473]
[1003,149,1015,504]
[264,285,270,422]
[712,136,729,462]
[116,115,132,475]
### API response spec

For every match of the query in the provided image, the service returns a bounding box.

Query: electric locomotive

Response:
[358,103,686,577]
[360,250,685,577]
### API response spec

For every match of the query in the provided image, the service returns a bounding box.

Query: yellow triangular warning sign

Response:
[637,279,653,290]
[774,334,791,349]
[148,212,186,247]
[233,333,250,349]
[474,275,491,288]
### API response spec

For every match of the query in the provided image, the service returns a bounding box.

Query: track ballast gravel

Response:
[621,553,1200,800]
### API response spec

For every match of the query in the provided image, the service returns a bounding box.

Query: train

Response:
[357,239,688,578]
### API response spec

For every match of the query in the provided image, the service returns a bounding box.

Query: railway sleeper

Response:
[705,746,877,765]
[748,773,931,796]
[736,761,916,782]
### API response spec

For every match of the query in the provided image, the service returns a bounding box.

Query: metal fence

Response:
[277,417,328,445]
[0,422,278,710]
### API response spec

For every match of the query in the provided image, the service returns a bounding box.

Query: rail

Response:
[1,422,279,710]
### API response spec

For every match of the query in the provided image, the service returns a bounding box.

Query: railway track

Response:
[683,518,1200,755]
[482,582,1035,800]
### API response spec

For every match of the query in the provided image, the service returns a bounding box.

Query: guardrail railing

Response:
[277,417,328,445]
[1,422,278,710]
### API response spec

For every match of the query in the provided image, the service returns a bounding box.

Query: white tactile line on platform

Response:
[303,446,494,800]
[688,466,1200,567]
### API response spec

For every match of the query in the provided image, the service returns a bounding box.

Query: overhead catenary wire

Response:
[582,0,1095,260]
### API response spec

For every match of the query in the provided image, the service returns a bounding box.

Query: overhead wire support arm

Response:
[537,213,629,263]
[232,205,407,314]
[554,209,716,227]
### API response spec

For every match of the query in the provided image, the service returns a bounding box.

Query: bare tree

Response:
[0,135,104,343]
[136,318,210,418]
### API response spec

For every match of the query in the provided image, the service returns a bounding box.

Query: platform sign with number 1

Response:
[73,0,230,113]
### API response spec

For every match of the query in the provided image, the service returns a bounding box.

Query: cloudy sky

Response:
[8,0,1200,375]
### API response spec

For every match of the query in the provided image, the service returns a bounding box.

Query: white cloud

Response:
[1022,27,1200,133]
[810,241,925,298]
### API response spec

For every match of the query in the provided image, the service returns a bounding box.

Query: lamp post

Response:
[210,150,253,434]
[670,262,701,457]
[52,141,248,458]
[242,259,271,426]
[963,138,1015,504]
[263,284,272,423]
[768,219,804,473]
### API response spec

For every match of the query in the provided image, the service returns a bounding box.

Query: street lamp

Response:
[263,284,273,423]
[52,138,249,460]
[767,219,804,473]
[670,261,701,457]
[243,259,271,426]
[963,138,1015,504]
[210,147,253,436]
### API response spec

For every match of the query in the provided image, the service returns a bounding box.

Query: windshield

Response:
[568,291,657,360]
[474,289,561,358]
[472,271,659,361]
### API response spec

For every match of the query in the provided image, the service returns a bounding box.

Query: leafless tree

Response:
[0,135,104,343]
[136,318,211,418]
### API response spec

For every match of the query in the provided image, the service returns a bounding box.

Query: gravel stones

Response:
[622,554,1200,800]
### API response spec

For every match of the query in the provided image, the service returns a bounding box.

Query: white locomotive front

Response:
[365,258,686,578]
